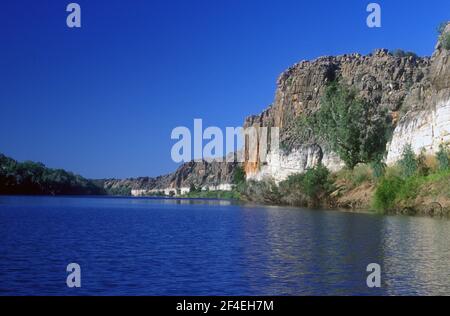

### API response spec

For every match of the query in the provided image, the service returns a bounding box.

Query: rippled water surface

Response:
[1,196,450,295]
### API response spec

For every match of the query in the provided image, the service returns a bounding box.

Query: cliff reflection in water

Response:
[238,206,450,295]
[381,216,450,295]
[1,196,450,295]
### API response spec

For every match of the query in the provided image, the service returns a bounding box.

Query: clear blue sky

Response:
[1,0,449,179]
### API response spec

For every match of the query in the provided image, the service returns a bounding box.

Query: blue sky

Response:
[0,0,449,179]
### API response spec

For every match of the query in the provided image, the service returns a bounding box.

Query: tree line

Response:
[0,153,105,195]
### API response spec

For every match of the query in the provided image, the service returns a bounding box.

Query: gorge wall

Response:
[386,26,450,164]
[107,23,450,195]
[103,159,239,196]
[245,23,450,183]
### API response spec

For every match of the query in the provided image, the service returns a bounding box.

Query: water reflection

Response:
[238,206,450,295]
[1,196,450,295]
[381,216,450,295]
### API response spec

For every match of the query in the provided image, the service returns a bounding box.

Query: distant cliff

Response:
[102,159,240,196]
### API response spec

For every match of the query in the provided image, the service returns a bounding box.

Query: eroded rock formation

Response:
[107,23,450,193]
[245,24,450,182]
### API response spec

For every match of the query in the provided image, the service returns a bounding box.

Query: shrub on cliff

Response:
[312,81,391,169]
[391,49,418,59]
[232,166,246,185]
[442,34,450,50]
[438,22,450,50]
[438,22,448,35]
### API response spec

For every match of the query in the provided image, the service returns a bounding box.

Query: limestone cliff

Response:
[107,23,450,194]
[386,24,450,164]
[103,159,239,196]
[245,24,450,183]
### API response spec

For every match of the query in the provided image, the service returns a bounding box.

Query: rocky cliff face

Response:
[103,159,240,195]
[386,24,450,164]
[108,23,450,192]
[244,25,450,182]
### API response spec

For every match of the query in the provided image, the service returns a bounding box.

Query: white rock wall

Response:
[386,98,450,165]
[246,98,450,182]
[246,146,345,183]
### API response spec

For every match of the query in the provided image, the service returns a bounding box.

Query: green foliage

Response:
[105,185,131,196]
[439,22,450,50]
[294,116,315,143]
[239,179,281,204]
[438,22,448,35]
[184,189,240,200]
[0,153,105,195]
[373,176,404,212]
[350,164,373,186]
[373,147,450,214]
[416,149,430,176]
[436,144,450,171]
[396,176,423,202]
[370,160,386,179]
[443,33,450,50]
[312,81,391,169]
[189,183,201,193]
[278,164,333,206]
[391,49,418,59]
[334,164,374,190]
[301,164,332,200]
[398,144,418,178]
[232,166,246,185]
[278,174,309,206]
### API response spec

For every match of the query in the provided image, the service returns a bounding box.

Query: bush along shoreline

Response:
[237,80,450,218]
[236,142,450,218]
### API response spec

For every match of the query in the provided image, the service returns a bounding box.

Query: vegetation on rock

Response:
[306,81,392,169]
[391,49,418,59]
[238,164,333,208]
[373,144,450,215]
[183,188,241,200]
[438,21,450,50]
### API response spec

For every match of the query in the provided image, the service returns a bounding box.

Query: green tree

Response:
[312,81,391,169]
[438,22,448,35]
[189,183,201,193]
[438,22,450,50]
[232,166,246,185]
[301,164,332,203]
[373,176,404,212]
[399,144,417,178]
[417,149,430,176]
[0,152,105,195]
[391,49,418,59]
[370,159,386,179]
[436,143,450,170]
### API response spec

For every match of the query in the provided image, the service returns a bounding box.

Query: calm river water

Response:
[1,196,449,295]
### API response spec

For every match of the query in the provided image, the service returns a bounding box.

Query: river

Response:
[0,196,449,295]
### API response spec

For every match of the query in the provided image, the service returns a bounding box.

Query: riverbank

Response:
[236,151,450,218]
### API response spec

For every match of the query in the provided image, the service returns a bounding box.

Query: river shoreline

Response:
[1,192,449,219]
